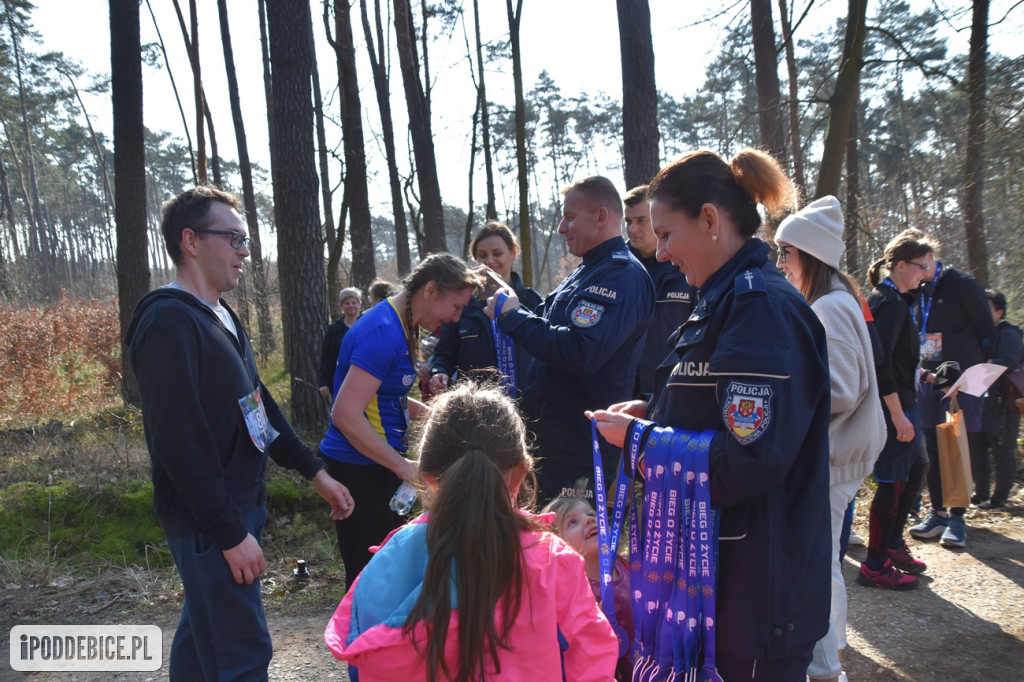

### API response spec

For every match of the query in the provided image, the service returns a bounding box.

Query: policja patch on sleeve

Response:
[721,380,774,445]
[571,299,605,328]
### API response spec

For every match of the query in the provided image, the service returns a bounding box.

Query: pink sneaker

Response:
[887,541,927,574]
[856,559,918,590]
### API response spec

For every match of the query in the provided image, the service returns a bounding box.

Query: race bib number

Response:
[238,386,279,453]
[722,381,774,445]
[921,332,942,362]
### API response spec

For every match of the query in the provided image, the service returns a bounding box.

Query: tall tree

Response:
[331,0,375,291]
[814,0,867,199]
[143,0,197,183]
[110,0,151,404]
[962,0,989,285]
[311,6,336,254]
[393,0,446,253]
[750,0,785,160]
[257,0,279,191]
[4,0,51,298]
[266,0,329,431]
[216,0,275,356]
[171,0,222,186]
[776,0,805,189]
[616,0,659,188]
[359,0,411,274]
[179,0,205,182]
[506,0,532,285]
[844,86,862,277]
[472,0,497,220]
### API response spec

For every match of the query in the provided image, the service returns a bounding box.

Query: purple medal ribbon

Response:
[692,432,721,682]
[634,426,677,682]
[627,420,651,665]
[655,429,689,676]
[491,292,516,396]
[626,423,717,682]
[591,418,630,657]
[681,431,719,682]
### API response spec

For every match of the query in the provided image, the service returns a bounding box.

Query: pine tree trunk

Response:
[311,6,335,253]
[751,0,785,161]
[473,0,496,219]
[776,0,805,191]
[963,0,989,285]
[844,85,861,278]
[144,0,198,183]
[506,0,532,286]
[110,0,151,405]
[360,0,411,274]
[267,0,329,431]
[616,0,660,189]
[814,0,867,199]
[334,0,376,291]
[393,0,446,254]
[217,0,276,357]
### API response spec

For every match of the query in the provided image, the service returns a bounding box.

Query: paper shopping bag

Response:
[937,397,973,508]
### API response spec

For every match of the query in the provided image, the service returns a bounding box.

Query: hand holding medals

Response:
[602,419,721,682]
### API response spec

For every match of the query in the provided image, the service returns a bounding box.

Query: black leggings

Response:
[868,459,927,562]
[321,458,404,587]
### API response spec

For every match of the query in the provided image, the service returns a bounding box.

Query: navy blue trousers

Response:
[166,504,272,682]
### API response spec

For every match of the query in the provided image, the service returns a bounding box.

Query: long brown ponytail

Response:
[404,381,538,682]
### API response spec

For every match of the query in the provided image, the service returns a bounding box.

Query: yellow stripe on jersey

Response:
[365,393,386,440]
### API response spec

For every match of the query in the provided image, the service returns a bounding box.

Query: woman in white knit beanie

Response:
[775,196,887,682]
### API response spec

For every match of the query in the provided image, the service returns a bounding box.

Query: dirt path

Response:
[3,505,1022,681]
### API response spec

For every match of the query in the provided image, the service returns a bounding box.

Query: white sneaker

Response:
[806,672,848,682]
[848,532,865,546]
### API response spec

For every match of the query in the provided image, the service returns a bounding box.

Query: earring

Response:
[711,232,718,241]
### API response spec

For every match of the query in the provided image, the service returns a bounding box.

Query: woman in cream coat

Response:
[775,196,887,682]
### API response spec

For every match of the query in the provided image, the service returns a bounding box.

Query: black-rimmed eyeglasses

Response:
[193,229,253,250]
[907,260,932,272]
[776,244,793,263]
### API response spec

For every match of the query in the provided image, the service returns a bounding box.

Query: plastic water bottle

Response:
[389,481,418,516]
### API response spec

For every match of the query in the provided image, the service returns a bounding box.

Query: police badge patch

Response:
[571,299,605,327]
[721,381,773,444]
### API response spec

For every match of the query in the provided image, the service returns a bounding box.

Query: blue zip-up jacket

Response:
[648,239,831,662]
[498,237,654,482]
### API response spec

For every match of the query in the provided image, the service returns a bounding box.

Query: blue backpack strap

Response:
[557,626,570,681]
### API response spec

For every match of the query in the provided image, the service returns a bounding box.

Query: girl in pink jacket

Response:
[324,381,619,682]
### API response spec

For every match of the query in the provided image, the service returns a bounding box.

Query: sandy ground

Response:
[2,497,1022,681]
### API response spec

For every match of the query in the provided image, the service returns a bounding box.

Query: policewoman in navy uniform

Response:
[484,176,655,504]
[592,150,831,681]
[428,221,542,393]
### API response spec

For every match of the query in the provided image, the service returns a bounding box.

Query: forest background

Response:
[0,0,1022,436]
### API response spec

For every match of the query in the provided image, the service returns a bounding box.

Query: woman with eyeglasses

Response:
[774,197,886,682]
[855,229,936,591]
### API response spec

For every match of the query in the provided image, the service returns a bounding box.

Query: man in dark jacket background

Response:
[910,260,994,548]
[623,184,695,397]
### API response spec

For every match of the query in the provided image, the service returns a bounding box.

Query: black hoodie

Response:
[125,287,322,550]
